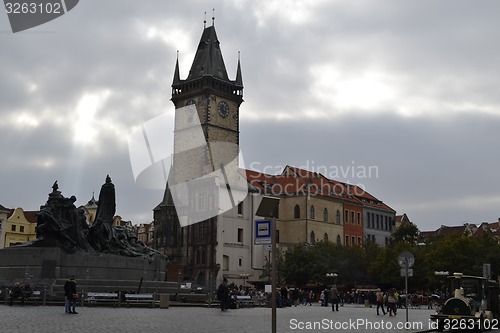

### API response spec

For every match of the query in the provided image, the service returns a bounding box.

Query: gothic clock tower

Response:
[170,23,243,184]
[154,21,243,285]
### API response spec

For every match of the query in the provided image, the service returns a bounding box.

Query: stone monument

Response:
[0,176,167,293]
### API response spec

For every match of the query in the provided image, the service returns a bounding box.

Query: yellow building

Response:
[3,207,37,247]
[0,204,13,248]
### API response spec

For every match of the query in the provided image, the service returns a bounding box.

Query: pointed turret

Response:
[171,22,243,105]
[235,53,243,88]
[172,52,180,85]
[187,26,229,81]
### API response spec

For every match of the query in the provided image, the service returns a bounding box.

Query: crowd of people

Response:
[215,279,431,317]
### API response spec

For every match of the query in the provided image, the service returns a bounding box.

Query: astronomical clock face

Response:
[218,101,229,118]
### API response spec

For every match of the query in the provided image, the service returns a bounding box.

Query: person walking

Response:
[387,288,398,316]
[64,276,78,314]
[217,278,230,311]
[305,290,313,306]
[375,288,386,315]
[329,285,339,311]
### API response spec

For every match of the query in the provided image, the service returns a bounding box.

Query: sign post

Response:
[255,220,272,245]
[398,251,415,324]
[256,196,280,333]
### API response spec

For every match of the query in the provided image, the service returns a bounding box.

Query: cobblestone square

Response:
[2,303,482,333]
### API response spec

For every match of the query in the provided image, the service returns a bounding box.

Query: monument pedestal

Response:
[0,247,166,288]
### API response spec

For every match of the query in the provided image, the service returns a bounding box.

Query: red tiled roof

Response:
[242,165,395,212]
[23,211,39,224]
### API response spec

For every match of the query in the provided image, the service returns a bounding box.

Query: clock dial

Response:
[218,101,229,118]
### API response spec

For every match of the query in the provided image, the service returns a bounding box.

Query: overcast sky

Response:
[1,0,499,232]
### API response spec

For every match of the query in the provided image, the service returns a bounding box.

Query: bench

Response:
[5,289,41,305]
[235,295,254,307]
[86,292,120,306]
[26,290,41,304]
[124,293,155,308]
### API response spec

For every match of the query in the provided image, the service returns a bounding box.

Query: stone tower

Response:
[170,24,243,185]
[154,21,243,284]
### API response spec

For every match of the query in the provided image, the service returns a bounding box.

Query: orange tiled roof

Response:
[23,211,39,224]
[242,165,395,212]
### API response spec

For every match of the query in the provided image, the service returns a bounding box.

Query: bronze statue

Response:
[24,176,163,259]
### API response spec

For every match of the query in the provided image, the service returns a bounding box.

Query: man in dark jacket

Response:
[217,278,230,311]
[64,276,78,314]
[329,285,339,311]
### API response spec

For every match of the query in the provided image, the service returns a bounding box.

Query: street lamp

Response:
[240,273,249,287]
[326,273,338,284]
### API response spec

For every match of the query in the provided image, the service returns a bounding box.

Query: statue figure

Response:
[88,175,116,252]
[21,176,164,259]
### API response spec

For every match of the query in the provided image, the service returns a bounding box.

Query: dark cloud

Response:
[1,0,499,232]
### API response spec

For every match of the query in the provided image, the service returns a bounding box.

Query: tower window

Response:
[310,231,316,245]
[237,201,243,216]
[237,228,243,243]
[294,205,300,219]
[310,206,315,220]
[195,191,209,212]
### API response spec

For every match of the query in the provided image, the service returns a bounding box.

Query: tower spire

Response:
[203,11,206,28]
[172,50,180,85]
[235,51,243,87]
[212,8,215,26]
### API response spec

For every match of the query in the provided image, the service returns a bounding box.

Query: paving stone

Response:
[1,303,496,333]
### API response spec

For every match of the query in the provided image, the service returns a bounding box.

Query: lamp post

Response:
[240,273,249,287]
[326,273,338,285]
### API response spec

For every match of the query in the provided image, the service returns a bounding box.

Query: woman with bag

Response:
[64,276,78,314]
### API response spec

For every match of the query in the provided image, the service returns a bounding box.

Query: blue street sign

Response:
[255,219,271,245]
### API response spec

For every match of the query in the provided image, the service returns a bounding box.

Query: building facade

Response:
[2,207,37,248]
[0,204,13,249]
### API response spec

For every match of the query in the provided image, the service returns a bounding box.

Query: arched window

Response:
[310,205,315,219]
[323,233,328,241]
[336,235,341,246]
[201,249,206,264]
[310,231,316,245]
[196,250,201,264]
[323,208,328,222]
[336,210,341,224]
[294,205,300,218]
